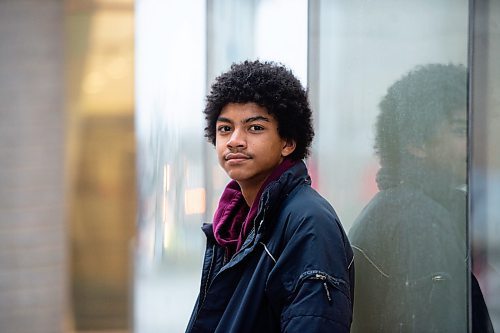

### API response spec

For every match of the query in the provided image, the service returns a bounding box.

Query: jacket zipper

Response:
[193,204,269,327]
[295,270,347,305]
[310,273,332,303]
[197,244,216,317]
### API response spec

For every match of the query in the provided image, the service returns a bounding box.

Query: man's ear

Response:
[281,139,296,157]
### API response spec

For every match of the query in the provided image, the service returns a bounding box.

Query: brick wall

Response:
[0,1,68,332]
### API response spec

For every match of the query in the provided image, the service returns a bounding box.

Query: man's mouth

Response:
[225,153,251,161]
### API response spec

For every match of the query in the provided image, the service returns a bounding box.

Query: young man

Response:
[186,60,354,333]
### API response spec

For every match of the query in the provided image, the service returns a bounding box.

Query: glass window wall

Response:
[134,1,207,332]
[308,0,472,331]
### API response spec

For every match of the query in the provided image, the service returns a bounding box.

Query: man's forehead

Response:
[217,103,274,123]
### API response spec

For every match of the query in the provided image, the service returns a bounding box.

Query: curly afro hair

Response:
[204,60,314,161]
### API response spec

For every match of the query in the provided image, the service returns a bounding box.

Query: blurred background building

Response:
[0,0,498,332]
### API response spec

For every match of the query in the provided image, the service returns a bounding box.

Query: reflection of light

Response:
[163,219,173,250]
[83,71,105,95]
[163,193,168,225]
[184,188,206,215]
[164,164,171,193]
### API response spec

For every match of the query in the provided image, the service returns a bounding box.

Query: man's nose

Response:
[227,128,246,148]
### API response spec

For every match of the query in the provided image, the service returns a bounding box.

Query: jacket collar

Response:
[211,159,301,255]
[202,160,311,257]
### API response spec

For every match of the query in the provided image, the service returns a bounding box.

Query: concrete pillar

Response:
[0,1,68,332]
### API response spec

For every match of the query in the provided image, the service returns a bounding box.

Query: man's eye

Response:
[217,125,231,133]
[249,125,264,131]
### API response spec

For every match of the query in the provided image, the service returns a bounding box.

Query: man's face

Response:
[215,103,295,188]
[422,111,467,184]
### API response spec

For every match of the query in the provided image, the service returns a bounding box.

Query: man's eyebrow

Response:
[216,116,232,123]
[216,115,271,123]
[243,116,270,123]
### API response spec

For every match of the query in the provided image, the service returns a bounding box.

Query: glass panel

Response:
[471,1,500,331]
[135,0,307,331]
[309,0,470,331]
[134,1,207,332]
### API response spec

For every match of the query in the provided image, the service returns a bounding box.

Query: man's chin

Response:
[226,170,249,182]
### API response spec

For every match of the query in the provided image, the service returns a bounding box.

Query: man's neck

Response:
[239,179,266,208]
[237,159,297,208]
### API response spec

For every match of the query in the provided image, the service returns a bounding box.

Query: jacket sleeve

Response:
[265,204,354,333]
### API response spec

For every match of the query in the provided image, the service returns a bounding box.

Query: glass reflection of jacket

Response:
[349,158,468,333]
[186,161,354,333]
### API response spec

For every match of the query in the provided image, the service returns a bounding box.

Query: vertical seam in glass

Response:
[203,0,212,224]
[307,0,320,167]
[466,0,476,331]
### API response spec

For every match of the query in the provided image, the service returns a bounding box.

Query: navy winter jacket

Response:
[186,161,354,333]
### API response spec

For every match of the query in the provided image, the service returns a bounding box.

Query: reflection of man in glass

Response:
[349,64,493,332]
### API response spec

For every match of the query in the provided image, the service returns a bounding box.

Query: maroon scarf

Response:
[212,159,297,258]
